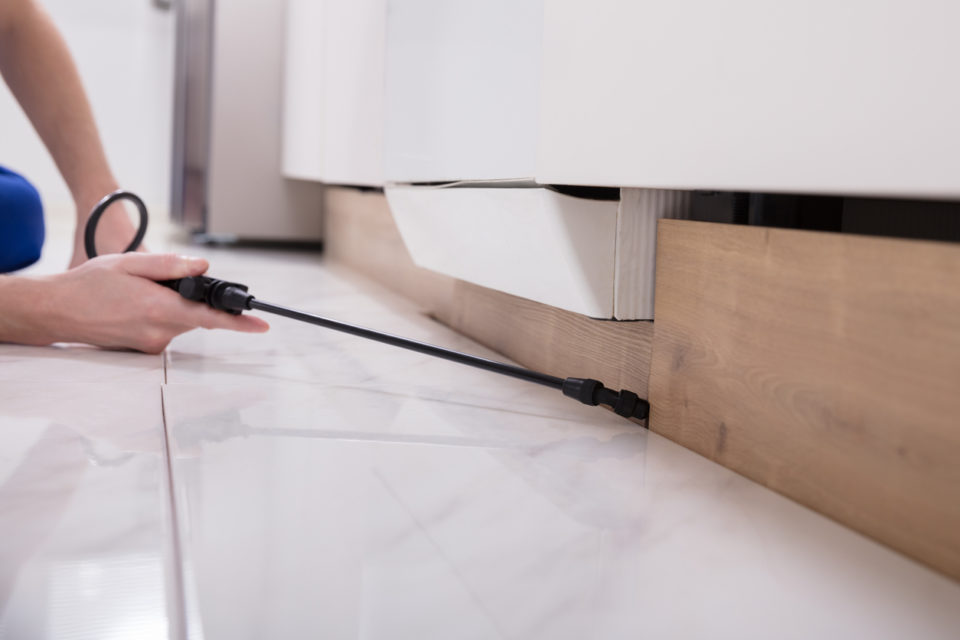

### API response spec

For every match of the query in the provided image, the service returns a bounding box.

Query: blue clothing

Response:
[0,165,45,272]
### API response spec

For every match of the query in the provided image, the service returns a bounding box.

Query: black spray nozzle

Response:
[161,276,253,314]
[561,377,649,420]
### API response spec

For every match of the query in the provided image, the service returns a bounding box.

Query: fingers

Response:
[175,299,271,333]
[117,252,209,280]
[135,306,268,354]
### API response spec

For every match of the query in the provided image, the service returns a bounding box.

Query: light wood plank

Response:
[650,220,960,579]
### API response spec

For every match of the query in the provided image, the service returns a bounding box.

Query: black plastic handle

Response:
[160,276,252,315]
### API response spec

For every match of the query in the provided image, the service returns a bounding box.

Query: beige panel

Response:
[208,0,323,239]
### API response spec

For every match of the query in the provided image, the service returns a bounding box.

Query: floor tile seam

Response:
[159,384,190,639]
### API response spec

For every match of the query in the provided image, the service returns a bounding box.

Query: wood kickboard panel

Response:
[650,220,960,579]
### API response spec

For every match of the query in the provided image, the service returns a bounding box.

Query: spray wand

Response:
[87,191,649,422]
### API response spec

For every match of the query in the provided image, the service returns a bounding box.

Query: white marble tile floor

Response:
[3,218,960,638]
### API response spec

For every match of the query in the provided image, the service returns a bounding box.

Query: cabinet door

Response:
[283,0,386,186]
[537,0,960,199]
[384,0,543,182]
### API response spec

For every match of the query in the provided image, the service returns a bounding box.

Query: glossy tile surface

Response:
[0,345,163,385]
[6,216,960,638]
[0,383,174,640]
[163,381,960,639]
[161,255,960,639]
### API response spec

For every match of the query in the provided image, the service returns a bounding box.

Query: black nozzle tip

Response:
[562,377,602,406]
[170,276,253,314]
[613,389,649,420]
[210,284,253,314]
[216,285,253,312]
[562,377,649,422]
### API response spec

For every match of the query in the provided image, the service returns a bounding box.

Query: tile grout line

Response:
[160,380,189,639]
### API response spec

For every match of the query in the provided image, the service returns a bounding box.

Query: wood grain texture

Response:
[443,283,653,396]
[650,220,960,579]
[323,186,653,396]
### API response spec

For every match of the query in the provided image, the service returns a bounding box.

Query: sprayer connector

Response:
[562,377,649,421]
[165,276,253,315]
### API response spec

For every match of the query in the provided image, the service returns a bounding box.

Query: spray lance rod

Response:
[84,190,649,422]
[170,275,650,421]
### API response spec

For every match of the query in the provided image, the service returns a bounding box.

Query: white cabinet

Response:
[284,2,960,318]
[387,185,692,319]
[537,0,960,199]
[381,1,699,319]
[383,0,543,182]
[282,0,386,186]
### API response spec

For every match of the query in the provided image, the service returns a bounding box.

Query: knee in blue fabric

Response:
[0,166,45,273]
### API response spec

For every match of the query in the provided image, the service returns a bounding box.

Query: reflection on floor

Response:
[2,222,960,639]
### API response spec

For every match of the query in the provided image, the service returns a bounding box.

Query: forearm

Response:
[0,275,56,346]
[0,0,118,214]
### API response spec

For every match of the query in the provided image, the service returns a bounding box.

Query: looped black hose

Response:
[84,190,149,259]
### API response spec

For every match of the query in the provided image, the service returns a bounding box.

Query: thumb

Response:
[117,253,209,280]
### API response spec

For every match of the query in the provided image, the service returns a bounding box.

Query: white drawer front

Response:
[387,185,619,317]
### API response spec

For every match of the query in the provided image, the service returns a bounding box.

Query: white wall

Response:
[0,0,175,214]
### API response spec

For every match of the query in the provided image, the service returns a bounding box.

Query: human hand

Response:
[39,253,269,353]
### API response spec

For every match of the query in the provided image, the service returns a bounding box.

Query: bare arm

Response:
[0,4,269,351]
[0,0,137,266]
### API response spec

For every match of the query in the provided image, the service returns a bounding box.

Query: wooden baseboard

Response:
[323,186,653,399]
[651,220,960,580]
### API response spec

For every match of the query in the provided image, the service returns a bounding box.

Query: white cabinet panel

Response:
[538,0,960,198]
[384,0,542,182]
[283,0,385,186]
[387,185,695,319]
[282,0,325,181]
[387,184,619,317]
[320,0,386,186]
